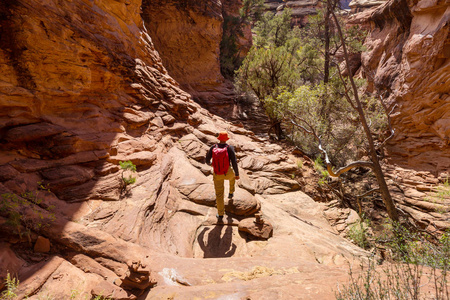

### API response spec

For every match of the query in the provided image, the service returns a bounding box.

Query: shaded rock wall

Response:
[350,0,450,174]
[0,0,195,200]
[142,0,255,120]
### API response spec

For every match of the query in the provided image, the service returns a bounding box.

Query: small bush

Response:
[0,190,56,241]
[337,225,450,299]
[296,159,303,169]
[347,219,370,249]
[119,160,137,189]
[1,273,19,300]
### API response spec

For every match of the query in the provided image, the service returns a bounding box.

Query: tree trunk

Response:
[324,2,330,84]
[268,118,283,140]
[331,11,399,222]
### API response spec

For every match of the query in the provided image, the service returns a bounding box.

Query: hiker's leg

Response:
[225,168,236,194]
[213,174,225,216]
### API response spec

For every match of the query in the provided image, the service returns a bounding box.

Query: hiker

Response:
[205,131,240,220]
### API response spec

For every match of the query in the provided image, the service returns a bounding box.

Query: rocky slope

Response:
[0,0,449,299]
[349,0,450,174]
[0,0,372,299]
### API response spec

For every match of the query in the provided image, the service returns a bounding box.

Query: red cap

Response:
[217,131,229,142]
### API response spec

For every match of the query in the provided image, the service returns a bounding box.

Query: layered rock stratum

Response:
[349,0,450,174]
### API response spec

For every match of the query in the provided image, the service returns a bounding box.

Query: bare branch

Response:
[378,129,395,149]
[357,188,380,199]
[326,160,374,178]
[289,119,315,136]
[291,118,374,178]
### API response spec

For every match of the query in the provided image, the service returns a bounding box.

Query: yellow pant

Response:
[213,168,236,216]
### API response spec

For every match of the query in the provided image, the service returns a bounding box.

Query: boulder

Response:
[34,236,51,253]
[91,280,135,300]
[238,217,273,240]
[225,189,260,216]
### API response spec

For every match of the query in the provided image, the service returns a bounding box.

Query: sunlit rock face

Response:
[349,0,387,12]
[142,0,251,118]
[350,0,450,174]
[142,0,225,95]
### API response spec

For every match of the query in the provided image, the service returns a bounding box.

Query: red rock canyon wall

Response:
[351,0,449,174]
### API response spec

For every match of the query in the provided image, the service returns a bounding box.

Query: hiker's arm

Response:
[205,146,213,165]
[228,146,239,177]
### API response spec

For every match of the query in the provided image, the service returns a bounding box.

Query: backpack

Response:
[212,144,229,175]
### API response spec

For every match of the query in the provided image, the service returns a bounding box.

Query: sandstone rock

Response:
[238,217,273,239]
[39,165,95,189]
[4,123,65,143]
[404,188,426,199]
[265,0,319,26]
[91,280,135,300]
[169,147,216,206]
[69,253,118,282]
[351,0,450,174]
[225,189,260,216]
[142,0,224,94]
[0,165,20,181]
[177,134,210,162]
[24,260,101,300]
[108,151,157,166]
[0,243,24,289]
[16,256,65,299]
[349,0,387,12]
[34,236,51,253]
[94,258,129,279]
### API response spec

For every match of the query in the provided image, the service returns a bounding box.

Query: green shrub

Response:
[119,161,137,191]
[1,273,19,300]
[337,226,450,299]
[347,219,370,249]
[0,190,56,241]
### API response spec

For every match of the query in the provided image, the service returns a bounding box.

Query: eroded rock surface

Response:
[349,0,450,174]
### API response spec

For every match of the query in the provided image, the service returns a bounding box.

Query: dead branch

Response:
[357,188,380,199]
[290,118,374,178]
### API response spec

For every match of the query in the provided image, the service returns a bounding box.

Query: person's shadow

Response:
[197,216,237,258]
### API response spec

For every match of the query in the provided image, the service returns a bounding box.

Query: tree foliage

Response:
[235,2,399,220]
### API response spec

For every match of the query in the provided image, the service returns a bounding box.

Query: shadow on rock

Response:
[197,217,236,258]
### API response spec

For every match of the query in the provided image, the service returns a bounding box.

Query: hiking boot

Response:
[228,193,234,199]
[216,213,224,222]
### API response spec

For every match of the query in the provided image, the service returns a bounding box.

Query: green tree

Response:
[240,0,265,25]
[253,9,293,48]
[267,4,398,221]
[236,2,398,221]
[235,9,305,139]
